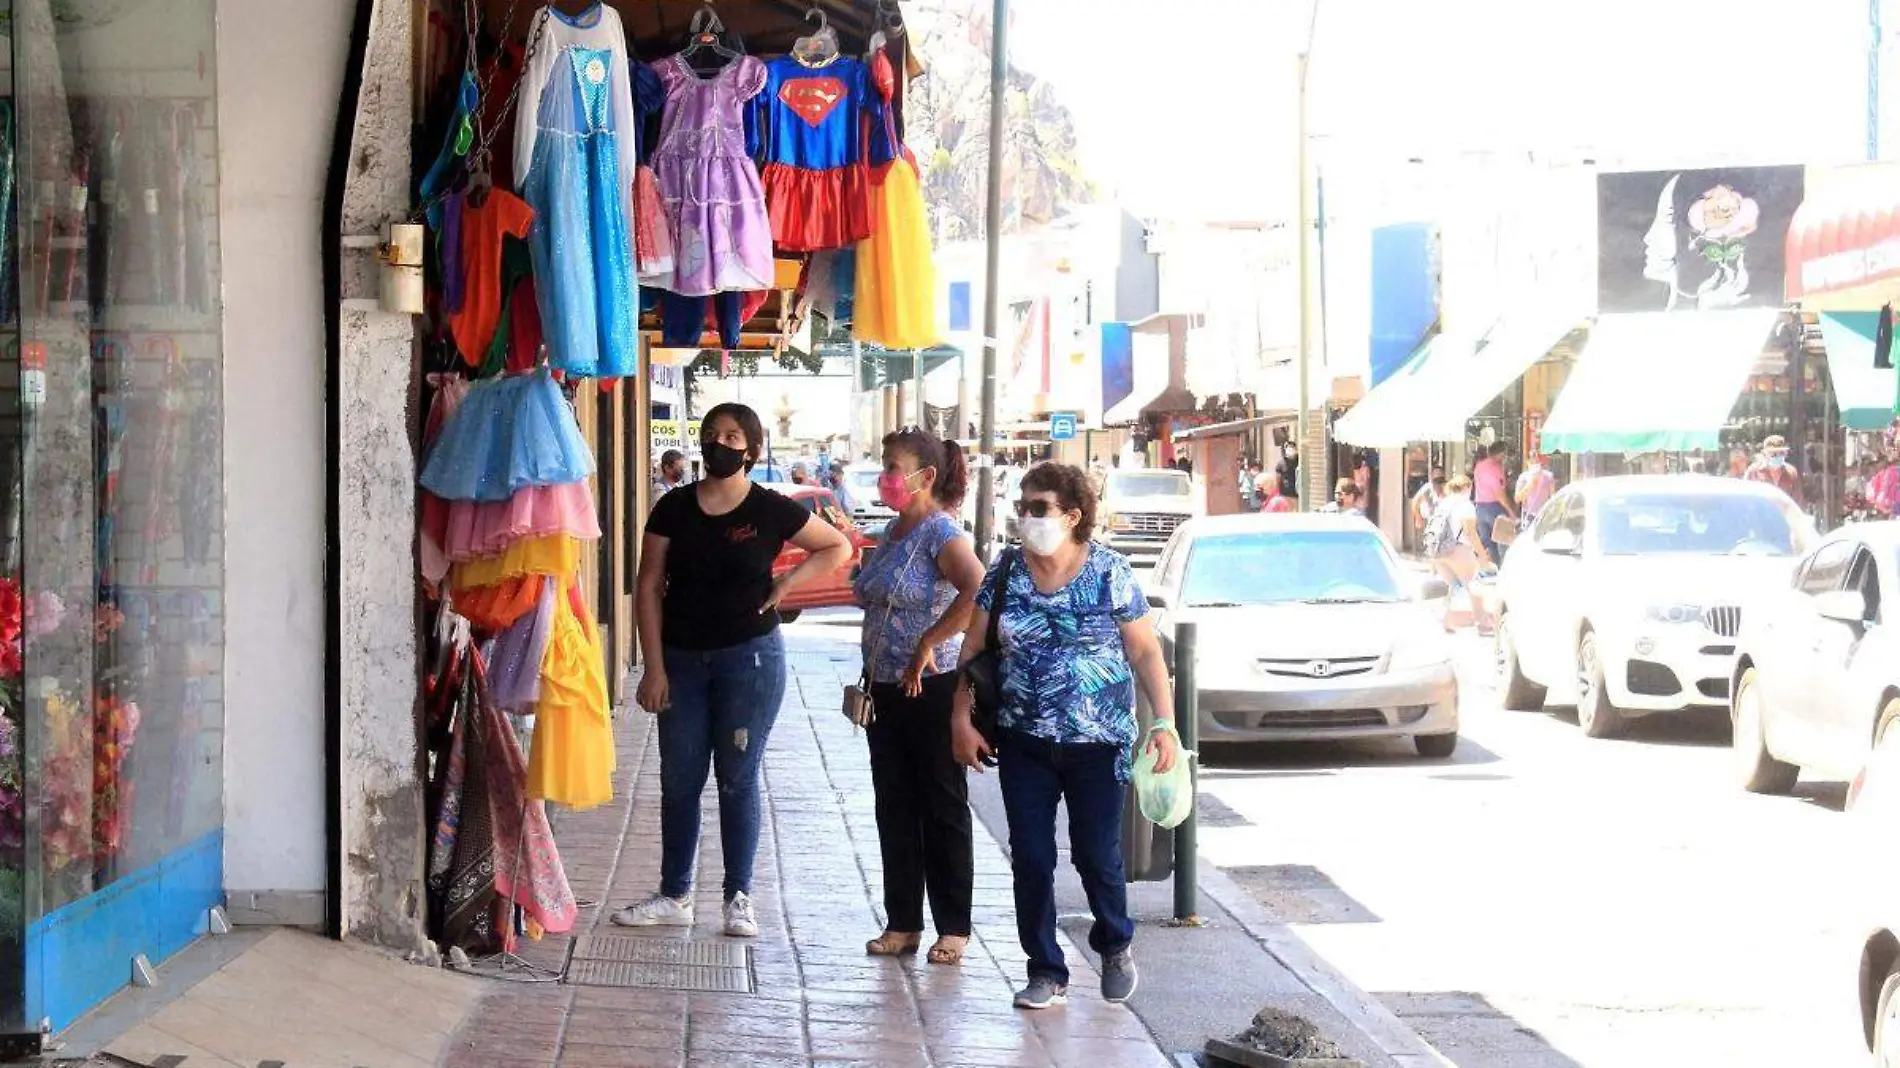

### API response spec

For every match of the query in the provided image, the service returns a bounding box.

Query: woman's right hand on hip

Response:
[637,668,670,714]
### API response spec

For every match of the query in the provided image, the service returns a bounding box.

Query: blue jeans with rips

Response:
[997,728,1134,986]
[657,631,787,900]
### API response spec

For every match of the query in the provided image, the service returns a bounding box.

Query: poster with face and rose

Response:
[1597,166,1805,313]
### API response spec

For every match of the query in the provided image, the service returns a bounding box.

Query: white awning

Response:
[1540,311,1779,455]
[1334,308,1583,448]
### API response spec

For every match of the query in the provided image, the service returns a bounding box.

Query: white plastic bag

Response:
[1132,725,1195,829]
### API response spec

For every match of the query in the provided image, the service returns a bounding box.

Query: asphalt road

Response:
[1195,631,1881,1068]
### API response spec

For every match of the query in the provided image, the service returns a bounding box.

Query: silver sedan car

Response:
[1143,513,1459,758]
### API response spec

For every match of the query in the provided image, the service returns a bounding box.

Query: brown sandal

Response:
[926,935,969,966]
[866,931,922,956]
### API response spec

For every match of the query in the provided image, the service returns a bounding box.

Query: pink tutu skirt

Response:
[443,480,601,561]
[634,165,675,282]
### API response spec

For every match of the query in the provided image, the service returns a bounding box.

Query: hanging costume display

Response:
[751,53,884,252]
[646,52,775,350]
[852,50,938,349]
[412,0,949,955]
[419,368,614,812]
[514,3,642,380]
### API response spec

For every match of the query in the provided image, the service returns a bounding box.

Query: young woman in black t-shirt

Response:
[613,403,852,938]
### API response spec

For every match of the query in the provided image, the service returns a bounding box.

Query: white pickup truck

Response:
[1096,468,1198,562]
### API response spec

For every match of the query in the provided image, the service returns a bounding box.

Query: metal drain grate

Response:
[564,935,755,993]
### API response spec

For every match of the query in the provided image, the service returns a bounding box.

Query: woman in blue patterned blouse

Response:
[951,462,1178,1010]
[853,428,987,965]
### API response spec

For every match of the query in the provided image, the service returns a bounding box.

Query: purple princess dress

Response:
[646,53,775,297]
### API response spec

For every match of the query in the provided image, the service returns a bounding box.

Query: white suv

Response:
[1494,475,1813,738]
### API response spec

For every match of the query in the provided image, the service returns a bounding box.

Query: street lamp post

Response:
[974,0,1008,558]
[1295,0,1322,512]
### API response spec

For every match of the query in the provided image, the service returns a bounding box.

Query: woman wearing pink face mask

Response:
[853,427,987,965]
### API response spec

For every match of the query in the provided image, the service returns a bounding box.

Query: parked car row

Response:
[1479,474,1900,1062]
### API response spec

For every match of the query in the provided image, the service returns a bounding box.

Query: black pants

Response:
[867,672,974,936]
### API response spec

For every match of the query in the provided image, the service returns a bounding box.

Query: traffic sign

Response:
[1049,412,1078,441]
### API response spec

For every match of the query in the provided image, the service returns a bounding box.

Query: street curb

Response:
[1195,863,1455,1068]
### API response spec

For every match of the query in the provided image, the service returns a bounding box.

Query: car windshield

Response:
[1180,531,1404,607]
[1595,493,1810,557]
[846,469,881,494]
[1108,471,1189,498]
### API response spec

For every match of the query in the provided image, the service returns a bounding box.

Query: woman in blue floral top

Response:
[853,428,986,965]
[952,462,1178,1010]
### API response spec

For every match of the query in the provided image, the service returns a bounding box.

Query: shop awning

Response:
[1103,312,1199,425]
[1786,163,1900,312]
[1820,311,1899,430]
[1332,332,1468,447]
[1540,311,1779,455]
[1335,308,1584,448]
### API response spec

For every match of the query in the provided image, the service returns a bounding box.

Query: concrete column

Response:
[336,0,426,954]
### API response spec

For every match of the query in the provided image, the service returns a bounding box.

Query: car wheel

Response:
[1875,968,1900,1067]
[1496,616,1547,712]
[1415,732,1458,759]
[1732,667,1798,795]
[1574,629,1626,739]
[1852,699,1900,810]
[777,609,802,624]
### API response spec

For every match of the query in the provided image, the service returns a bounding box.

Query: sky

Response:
[1003,0,1883,218]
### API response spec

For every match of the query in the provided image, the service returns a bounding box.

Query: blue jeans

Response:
[657,631,787,900]
[997,728,1134,986]
[1476,501,1509,564]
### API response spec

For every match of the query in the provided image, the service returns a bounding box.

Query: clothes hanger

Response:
[792,6,840,65]
[681,4,742,71]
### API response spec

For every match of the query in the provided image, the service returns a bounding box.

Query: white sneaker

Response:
[722,892,759,938]
[610,893,695,928]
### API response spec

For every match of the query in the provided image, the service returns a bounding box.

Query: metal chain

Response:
[470,0,549,167]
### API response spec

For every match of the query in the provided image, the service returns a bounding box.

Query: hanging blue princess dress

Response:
[513,2,642,380]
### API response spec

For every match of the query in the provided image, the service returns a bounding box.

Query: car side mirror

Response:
[1146,588,1171,609]
[1815,589,1871,626]
[1541,529,1580,556]
[1418,577,1451,600]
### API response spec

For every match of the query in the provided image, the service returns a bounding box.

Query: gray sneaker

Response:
[1013,975,1068,1010]
[1101,949,1139,1003]
[610,893,694,928]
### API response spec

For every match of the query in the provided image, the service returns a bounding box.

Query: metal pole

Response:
[974,0,1008,560]
[1172,621,1200,923]
[1295,50,1314,512]
[913,347,925,430]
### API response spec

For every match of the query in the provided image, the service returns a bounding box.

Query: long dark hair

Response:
[882,427,968,509]
[701,402,766,472]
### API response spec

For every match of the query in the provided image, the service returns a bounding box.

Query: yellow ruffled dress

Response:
[853,51,938,350]
[525,579,615,810]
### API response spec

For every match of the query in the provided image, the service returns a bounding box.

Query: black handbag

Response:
[960,550,1015,763]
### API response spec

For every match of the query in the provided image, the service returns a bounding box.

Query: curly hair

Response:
[1020,462,1098,543]
[882,427,969,508]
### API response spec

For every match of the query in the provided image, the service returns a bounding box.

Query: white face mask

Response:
[1019,516,1071,556]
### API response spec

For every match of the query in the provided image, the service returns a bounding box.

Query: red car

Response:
[768,484,871,622]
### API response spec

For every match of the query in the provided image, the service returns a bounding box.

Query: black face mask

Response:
[702,441,748,479]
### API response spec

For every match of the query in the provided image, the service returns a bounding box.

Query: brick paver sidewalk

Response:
[444,636,1176,1068]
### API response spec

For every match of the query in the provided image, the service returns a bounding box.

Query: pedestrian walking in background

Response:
[617,403,853,937]
[1745,434,1803,507]
[1259,471,1295,513]
[854,428,986,966]
[1320,477,1363,515]
[790,462,814,486]
[828,459,856,513]
[950,463,1178,1011]
[1427,473,1497,633]
[1411,465,1446,551]
[1515,452,1557,527]
[1472,442,1517,565]
[653,448,688,507]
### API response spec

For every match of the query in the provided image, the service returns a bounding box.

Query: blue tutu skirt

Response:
[421,369,596,501]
